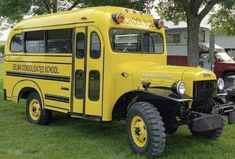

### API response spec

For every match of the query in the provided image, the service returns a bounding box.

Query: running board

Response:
[70,113,101,121]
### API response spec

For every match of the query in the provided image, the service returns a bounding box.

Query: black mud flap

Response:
[228,111,235,124]
[191,114,222,132]
[3,89,6,100]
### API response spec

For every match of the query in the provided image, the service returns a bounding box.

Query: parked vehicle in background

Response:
[0,48,3,57]
[0,48,4,63]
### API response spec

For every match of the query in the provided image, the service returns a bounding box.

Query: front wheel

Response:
[26,92,52,125]
[127,102,166,158]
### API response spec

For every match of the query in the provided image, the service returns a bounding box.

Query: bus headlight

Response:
[172,81,186,96]
[217,78,224,90]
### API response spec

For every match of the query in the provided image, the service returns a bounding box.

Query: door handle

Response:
[61,87,69,91]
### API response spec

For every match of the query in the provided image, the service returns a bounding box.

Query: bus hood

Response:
[121,62,216,97]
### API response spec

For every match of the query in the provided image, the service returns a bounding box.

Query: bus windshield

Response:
[110,29,164,54]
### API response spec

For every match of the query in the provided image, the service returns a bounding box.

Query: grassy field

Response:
[1,64,235,159]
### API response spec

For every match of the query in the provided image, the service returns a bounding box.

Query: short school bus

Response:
[3,6,235,158]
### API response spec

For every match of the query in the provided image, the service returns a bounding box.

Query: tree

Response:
[0,0,149,22]
[156,0,235,66]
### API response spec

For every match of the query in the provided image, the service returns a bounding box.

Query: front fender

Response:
[145,88,192,102]
[112,88,192,120]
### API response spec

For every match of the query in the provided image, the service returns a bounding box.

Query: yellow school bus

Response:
[3,6,235,158]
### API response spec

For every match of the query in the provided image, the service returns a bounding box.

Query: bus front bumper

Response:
[190,102,235,132]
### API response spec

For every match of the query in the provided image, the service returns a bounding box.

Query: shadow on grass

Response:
[48,112,217,158]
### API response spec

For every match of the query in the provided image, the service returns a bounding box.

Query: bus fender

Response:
[11,79,44,106]
[112,89,192,120]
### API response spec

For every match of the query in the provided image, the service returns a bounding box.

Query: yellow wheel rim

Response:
[131,115,148,148]
[29,99,41,121]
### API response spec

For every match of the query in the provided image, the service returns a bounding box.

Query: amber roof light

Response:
[112,13,125,24]
[154,19,164,29]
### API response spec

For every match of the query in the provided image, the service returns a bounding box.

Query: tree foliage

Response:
[156,0,186,25]
[0,0,31,22]
[210,1,235,35]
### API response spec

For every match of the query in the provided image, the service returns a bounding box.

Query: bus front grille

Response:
[193,80,217,101]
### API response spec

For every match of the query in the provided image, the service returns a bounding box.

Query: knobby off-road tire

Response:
[127,102,166,158]
[26,92,52,125]
[189,117,224,139]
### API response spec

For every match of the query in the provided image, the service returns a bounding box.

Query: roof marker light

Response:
[154,19,164,29]
[112,13,125,24]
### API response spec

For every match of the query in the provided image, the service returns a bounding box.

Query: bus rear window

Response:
[110,29,164,54]
[10,34,23,52]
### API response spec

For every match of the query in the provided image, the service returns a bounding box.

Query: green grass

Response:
[1,64,235,159]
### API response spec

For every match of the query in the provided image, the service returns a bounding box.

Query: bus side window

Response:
[25,31,45,53]
[76,33,85,58]
[90,32,101,59]
[47,29,72,53]
[89,70,100,101]
[10,34,23,52]
[75,70,85,99]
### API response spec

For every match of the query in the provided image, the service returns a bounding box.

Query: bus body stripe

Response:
[45,94,70,103]
[6,71,70,82]
[45,105,69,111]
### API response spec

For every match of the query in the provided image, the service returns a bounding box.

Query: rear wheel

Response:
[127,102,166,158]
[26,92,51,125]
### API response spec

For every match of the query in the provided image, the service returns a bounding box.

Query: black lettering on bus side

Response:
[45,66,59,74]
[13,64,21,71]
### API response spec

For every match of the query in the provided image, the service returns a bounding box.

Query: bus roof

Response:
[13,6,152,31]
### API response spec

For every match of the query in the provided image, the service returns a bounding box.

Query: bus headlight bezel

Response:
[217,78,225,91]
[172,81,186,96]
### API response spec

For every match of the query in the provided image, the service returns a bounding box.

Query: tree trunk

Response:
[187,18,200,66]
[52,0,58,13]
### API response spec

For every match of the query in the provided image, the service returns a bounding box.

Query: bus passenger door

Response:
[73,27,103,117]
[85,26,103,117]
[73,27,86,114]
